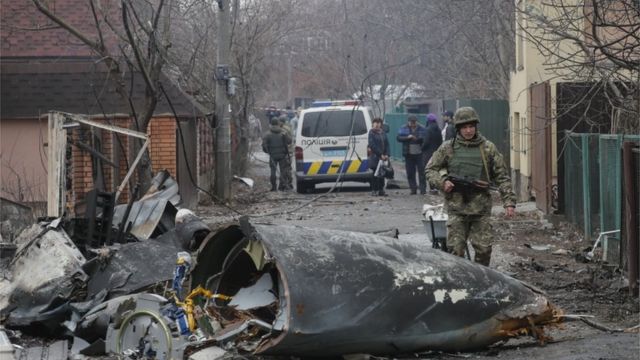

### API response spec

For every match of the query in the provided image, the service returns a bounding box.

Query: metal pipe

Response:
[623,142,638,295]
[115,138,149,202]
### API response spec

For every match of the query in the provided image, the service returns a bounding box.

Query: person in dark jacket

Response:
[423,113,443,194]
[397,115,427,194]
[262,117,292,191]
[441,110,456,141]
[368,117,390,196]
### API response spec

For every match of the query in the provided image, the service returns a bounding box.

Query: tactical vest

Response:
[448,143,487,181]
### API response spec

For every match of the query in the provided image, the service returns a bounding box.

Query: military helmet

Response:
[453,107,480,127]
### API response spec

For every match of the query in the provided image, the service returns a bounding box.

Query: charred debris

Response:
[0,172,562,359]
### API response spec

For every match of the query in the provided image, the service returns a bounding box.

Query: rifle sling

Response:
[479,144,491,183]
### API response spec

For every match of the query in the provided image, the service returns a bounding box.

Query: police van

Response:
[294,100,374,193]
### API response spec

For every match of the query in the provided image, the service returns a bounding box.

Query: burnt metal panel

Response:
[194,220,556,357]
[530,82,552,214]
[84,230,182,299]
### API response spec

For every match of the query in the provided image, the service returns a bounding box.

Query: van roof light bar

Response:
[310,100,362,108]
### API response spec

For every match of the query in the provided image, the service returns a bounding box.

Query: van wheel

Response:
[296,181,311,193]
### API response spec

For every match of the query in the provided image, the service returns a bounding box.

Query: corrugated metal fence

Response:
[562,132,640,244]
[382,113,428,159]
[443,99,510,167]
[384,99,510,163]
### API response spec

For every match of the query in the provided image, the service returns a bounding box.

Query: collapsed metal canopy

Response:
[190,218,556,357]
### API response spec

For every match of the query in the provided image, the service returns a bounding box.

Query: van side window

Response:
[301,110,367,137]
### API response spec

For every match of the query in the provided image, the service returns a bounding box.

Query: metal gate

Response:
[177,119,197,208]
[530,82,553,214]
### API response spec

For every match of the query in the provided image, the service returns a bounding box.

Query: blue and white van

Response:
[294,100,374,193]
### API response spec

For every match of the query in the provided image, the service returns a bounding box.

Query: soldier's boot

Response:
[474,246,492,267]
[451,246,466,259]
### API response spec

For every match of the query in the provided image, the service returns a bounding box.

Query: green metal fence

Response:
[562,131,640,241]
[384,99,510,164]
[600,135,624,234]
[442,99,510,167]
[382,113,429,160]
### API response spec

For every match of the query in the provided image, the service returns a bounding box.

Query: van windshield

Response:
[301,110,367,137]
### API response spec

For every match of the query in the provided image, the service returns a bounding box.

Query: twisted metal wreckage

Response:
[1,212,561,359]
[0,112,561,359]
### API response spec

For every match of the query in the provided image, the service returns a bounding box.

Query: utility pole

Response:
[287,53,293,108]
[214,0,231,201]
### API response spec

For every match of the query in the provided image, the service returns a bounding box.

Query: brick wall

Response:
[67,116,177,214]
[148,117,177,176]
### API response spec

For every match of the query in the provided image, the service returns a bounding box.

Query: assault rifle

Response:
[446,174,495,202]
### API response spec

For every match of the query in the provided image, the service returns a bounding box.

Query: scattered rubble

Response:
[1,162,636,360]
[0,193,562,359]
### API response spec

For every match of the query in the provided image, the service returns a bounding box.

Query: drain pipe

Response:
[623,142,638,295]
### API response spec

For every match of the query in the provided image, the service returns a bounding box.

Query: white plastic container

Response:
[422,204,448,243]
[423,218,447,242]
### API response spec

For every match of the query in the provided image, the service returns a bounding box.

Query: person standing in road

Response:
[290,107,302,137]
[425,107,516,266]
[262,117,292,191]
[278,115,294,190]
[397,115,427,195]
[441,110,456,141]
[368,117,390,196]
[422,113,443,194]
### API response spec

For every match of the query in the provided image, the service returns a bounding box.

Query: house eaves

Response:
[0,58,210,120]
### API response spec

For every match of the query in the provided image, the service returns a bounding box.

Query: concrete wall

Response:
[509,0,577,201]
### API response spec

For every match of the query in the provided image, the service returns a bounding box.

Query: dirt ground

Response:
[194,149,640,360]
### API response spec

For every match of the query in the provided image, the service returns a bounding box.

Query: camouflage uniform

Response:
[279,116,294,190]
[263,120,292,191]
[425,108,515,266]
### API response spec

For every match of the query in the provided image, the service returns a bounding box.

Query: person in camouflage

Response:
[263,117,292,191]
[278,115,294,190]
[425,107,516,266]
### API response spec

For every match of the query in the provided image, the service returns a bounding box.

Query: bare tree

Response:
[519,0,639,133]
[229,0,307,175]
[32,0,173,189]
[169,0,307,176]
[274,0,515,106]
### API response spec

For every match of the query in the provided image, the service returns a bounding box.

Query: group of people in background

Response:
[263,105,516,267]
[370,111,452,196]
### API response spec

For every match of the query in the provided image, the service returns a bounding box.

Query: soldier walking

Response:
[425,107,516,266]
[278,114,294,190]
[263,117,292,191]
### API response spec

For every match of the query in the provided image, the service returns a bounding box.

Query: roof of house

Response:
[1,0,120,58]
[0,59,210,119]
